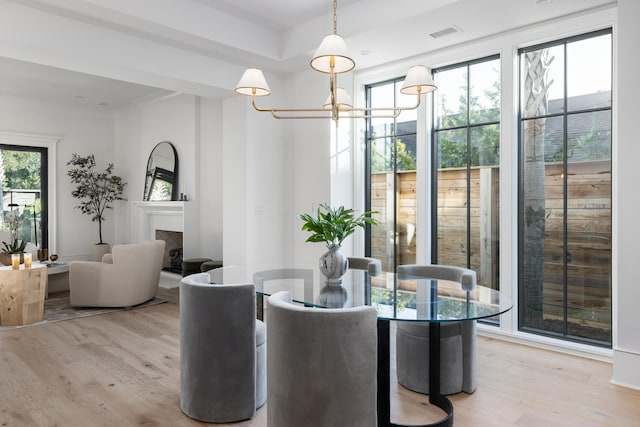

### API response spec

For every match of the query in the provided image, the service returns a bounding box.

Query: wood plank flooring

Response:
[0,287,638,426]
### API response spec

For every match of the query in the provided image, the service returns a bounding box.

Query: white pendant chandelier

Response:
[235,0,436,121]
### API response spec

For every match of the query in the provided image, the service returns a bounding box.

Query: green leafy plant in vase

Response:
[298,203,378,286]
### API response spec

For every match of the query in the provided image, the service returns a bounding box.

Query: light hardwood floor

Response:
[0,287,638,426]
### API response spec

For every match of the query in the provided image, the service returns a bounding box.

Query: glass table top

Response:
[208,265,512,323]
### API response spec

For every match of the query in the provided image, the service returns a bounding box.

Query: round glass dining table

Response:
[207,265,513,427]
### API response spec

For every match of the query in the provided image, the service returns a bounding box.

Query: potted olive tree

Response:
[298,203,377,285]
[67,153,127,261]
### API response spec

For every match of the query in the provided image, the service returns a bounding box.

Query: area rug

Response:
[0,291,167,331]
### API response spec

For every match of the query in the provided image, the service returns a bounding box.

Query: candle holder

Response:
[11,254,20,270]
[23,252,32,268]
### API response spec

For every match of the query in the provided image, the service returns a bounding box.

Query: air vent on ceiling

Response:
[429,25,462,39]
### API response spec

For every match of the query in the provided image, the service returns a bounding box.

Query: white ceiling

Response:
[0,0,616,110]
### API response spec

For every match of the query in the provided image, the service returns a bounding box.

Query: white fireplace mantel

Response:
[131,201,184,243]
[131,200,199,260]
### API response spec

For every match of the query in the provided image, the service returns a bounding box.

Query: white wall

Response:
[114,93,225,261]
[222,85,287,270]
[284,69,333,266]
[0,95,116,260]
[198,98,224,260]
[612,0,640,390]
[113,104,142,246]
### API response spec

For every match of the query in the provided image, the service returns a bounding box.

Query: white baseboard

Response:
[612,349,640,390]
[477,324,613,363]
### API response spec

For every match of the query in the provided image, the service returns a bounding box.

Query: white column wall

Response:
[612,0,640,390]
[283,69,333,266]
[222,79,286,269]
[198,98,223,261]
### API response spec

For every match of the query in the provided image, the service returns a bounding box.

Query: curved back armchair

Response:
[252,268,313,319]
[347,256,382,276]
[180,272,266,423]
[267,291,378,427]
[396,264,478,395]
[69,240,165,308]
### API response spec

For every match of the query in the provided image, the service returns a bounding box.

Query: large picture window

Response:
[0,145,48,250]
[365,78,418,273]
[432,56,501,291]
[518,29,612,347]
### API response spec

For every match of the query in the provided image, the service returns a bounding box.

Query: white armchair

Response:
[69,240,165,308]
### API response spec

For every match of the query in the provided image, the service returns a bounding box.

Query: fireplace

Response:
[156,229,183,274]
[132,201,193,269]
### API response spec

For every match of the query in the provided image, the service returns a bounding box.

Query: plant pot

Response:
[0,253,23,266]
[319,244,348,286]
[93,243,111,262]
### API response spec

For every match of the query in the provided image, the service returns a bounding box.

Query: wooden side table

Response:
[0,264,47,326]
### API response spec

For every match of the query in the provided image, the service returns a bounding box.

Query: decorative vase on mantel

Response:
[319,244,348,286]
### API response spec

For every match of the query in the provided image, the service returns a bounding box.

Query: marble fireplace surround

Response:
[131,201,196,261]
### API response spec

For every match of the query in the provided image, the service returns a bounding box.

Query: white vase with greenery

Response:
[298,203,378,286]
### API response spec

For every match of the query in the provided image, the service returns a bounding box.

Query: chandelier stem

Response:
[333,0,338,35]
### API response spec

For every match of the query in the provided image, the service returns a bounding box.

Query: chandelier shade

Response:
[323,87,353,111]
[310,34,356,74]
[400,65,437,95]
[235,68,271,97]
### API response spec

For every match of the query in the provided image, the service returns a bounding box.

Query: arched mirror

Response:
[143,141,179,201]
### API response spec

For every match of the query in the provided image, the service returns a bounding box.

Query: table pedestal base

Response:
[377,320,454,427]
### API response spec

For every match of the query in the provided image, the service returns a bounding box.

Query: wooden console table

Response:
[0,264,47,326]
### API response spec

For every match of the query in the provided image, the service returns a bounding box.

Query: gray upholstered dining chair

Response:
[347,256,382,276]
[179,272,266,423]
[252,268,314,318]
[396,264,478,395]
[266,291,378,427]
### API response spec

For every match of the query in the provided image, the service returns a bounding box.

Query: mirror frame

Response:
[143,141,179,201]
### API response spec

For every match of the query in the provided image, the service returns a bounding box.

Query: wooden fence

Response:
[371,159,611,331]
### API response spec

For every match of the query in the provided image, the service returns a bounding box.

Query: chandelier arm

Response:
[271,109,406,120]
[252,94,421,114]
[349,94,422,113]
[267,112,405,120]
[250,92,423,121]
[271,112,335,119]
[339,111,403,120]
[252,96,343,114]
